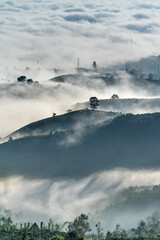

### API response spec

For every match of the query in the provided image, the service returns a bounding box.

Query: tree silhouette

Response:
[17,76,26,82]
[93,61,97,69]
[89,97,99,110]
[111,94,119,100]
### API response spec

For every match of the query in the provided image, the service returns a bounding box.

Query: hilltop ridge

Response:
[8,109,120,139]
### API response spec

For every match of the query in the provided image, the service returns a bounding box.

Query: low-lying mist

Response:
[1,69,160,137]
[0,169,160,230]
[1,0,160,233]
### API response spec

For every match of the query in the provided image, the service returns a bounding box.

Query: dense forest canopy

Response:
[1,211,160,240]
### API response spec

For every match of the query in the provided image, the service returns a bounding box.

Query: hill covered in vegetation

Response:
[99,185,160,230]
[1,209,160,239]
[9,110,120,139]
[1,112,160,179]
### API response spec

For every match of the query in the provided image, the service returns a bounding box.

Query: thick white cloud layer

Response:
[0,0,160,71]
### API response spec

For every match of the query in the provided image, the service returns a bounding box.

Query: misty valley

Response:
[1,0,160,239]
[1,56,160,239]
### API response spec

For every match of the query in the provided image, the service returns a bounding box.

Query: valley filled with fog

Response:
[1,0,160,232]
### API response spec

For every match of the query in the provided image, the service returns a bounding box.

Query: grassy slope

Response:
[9,110,120,138]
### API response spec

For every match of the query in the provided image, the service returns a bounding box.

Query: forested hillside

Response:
[1,112,160,179]
[1,210,160,240]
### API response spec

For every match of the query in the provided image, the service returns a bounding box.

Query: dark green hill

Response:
[99,185,160,230]
[110,185,160,210]
[1,113,160,179]
[9,110,120,138]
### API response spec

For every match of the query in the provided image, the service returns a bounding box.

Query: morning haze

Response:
[0,0,160,239]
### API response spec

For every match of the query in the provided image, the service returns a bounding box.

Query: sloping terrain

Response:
[50,68,160,89]
[108,185,160,211]
[99,185,160,230]
[73,98,160,113]
[1,112,160,179]
[9,110,120,139]
[50,73,119,86]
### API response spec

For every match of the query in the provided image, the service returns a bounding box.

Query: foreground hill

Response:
[1,112,160,179]
[8,110,120,139]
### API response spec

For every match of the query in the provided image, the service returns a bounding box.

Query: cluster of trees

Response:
[1,211,160,240]
[0,213,91,240]
[17,76,39,85]
[131,211,160,238]
[110,185,160,210]
[89,94,119,110]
